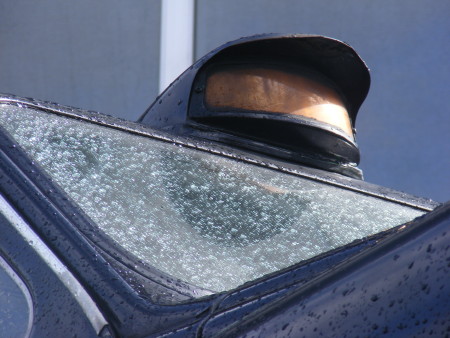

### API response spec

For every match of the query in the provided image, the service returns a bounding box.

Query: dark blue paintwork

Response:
[0,93,447,337]
[0,212,104,337]
[201,203,450,337]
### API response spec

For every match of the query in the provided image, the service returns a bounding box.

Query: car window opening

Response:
[0,104,425,295]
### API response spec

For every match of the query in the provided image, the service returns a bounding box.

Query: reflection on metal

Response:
[142,34,370,178]
[0,105,425,292]
[0,255,33,338]
[0,194,108,335]
[205,64,354,138]
[159,0,195,93]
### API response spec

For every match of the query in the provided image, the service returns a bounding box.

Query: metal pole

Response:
[159,0,195,93]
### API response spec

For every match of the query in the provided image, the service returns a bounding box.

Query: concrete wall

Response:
[0,0,161,120]
[0,1,448,201]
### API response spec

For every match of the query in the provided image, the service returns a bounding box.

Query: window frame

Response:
[0,197,110,336]
[0,94,440,335]
[0,95,437,212]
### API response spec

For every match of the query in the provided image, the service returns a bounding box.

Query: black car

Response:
[0,34,448,337]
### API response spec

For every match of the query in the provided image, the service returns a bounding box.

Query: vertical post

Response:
[159,0,195,93]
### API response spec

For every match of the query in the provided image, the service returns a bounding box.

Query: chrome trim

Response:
[0,194,108,334]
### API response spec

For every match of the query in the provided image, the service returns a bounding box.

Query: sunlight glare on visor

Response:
[205,65,354,138]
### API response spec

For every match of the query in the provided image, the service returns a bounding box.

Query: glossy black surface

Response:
[0,116,217,336]
[188,57,361,170]
[0,95,446,337]
[204,203,450,337]
[0,213,102,337]
[138,34,371,177]
[139,34,370,127]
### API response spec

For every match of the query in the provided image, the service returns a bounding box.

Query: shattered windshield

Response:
[0,104,425,293]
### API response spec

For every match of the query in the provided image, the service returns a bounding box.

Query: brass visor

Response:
[204,65,354,138]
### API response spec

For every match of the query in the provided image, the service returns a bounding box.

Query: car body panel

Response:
[0,95,446,337]
[201,203,450,337]
[0,199,108,337]
[0,105,218,336]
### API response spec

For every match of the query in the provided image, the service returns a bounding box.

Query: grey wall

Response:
[0,0,161,120]
[196,0,450,202]
[0,1,448,202]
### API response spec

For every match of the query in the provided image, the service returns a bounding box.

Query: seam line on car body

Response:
[0,193,109,335]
